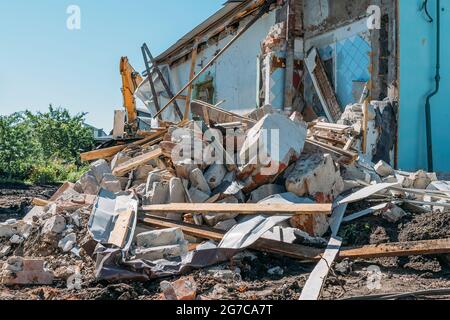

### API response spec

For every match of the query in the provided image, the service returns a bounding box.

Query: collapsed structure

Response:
[1,0,450,300]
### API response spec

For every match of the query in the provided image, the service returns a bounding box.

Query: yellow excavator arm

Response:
[120,57,143,132]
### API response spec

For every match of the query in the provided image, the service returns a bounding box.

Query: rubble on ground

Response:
[2,99,450,301]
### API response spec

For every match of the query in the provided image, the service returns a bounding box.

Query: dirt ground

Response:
[0,183,59,222]
[1,183,450,300]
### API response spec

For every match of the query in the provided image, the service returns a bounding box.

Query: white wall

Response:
[167,11,277,114]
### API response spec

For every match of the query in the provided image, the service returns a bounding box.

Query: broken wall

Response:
[163,10,277,114]
[301,0,394,116]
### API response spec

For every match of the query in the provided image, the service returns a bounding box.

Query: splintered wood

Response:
[112,147,163,176]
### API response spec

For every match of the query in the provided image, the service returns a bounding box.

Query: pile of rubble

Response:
[1,99,450,300]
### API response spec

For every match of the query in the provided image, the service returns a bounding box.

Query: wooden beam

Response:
[108,208,133,248]
[339,238,450,260]
[183,40,199,121]
[80,130,167,162]
[141,203,333,216]
[81,145,127,162]
[32,198,51,207]
[112,147,163,176]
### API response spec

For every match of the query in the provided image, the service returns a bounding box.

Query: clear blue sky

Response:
[0,0,223,132]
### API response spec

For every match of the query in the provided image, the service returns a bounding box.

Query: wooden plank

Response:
[32,198,51,207]
[112,147,163,176]
[140,216,321,260]
[108,208,133,248]
[338,238,450,259]
[305,48,342,122]
[141,203,333,216]
[300,236,343,300]
[81,145,127,162]
[80,130,167,162]
[183,41,198,121]
[306,139,358,161]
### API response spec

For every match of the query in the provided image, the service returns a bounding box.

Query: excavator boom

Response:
[120,57,143,130]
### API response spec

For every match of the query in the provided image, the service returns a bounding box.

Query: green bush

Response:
[0,106,95,184]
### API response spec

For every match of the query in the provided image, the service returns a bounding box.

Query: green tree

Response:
[24,106,94,164]
[0,113,38,179]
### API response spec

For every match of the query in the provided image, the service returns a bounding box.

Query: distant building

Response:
[83,123,108,142]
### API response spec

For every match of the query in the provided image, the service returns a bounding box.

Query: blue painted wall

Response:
[399,0,450,172]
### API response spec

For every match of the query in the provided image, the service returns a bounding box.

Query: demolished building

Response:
[2,0,450,301]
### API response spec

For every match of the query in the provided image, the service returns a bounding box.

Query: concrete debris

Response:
[160,276,197,300]
[238,113,307,191]
[136,227,184,248]
[0,257,54,286]
[410,170,432,189]
[42,215,66,235]
[285,153,344,202]
[2,88,448,300]
[204,163,227,190]
[374,160,394,177]
[134,227,188,261]
[267,266,284,276]
[189,168,211,195]
[382,204,407,223]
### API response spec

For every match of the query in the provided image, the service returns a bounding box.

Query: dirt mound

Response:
[0,183,58,221]
[398,211,450,242]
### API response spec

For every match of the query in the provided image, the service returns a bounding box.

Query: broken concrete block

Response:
[23,206,46,224]
[0,223,15,238]
[58,233,77,252]
[134,165,154,181]
[169,178,186,203]
[161,276,197,300]
[100,173,122,193]
[396,174,414,188]
[1,221,31,239]
[188,187,210,203]
[238,113,307,191]
[90,159,112,183]
[42,215,66,235]
[374,160,394,177]
[135,242,188,261]
[214,219,237,231]
[342,180,362,193]
[285,153,344,202]
[151,181,169,205]
[382,175,399,183]
[111,152,131,171]
[203,197,239,226]
[410,170,432,189]
[0,245,11,258]
[204,164,227,190]
[1,257,54,286]
[79,172,100,195]
[267,266,284,276]
[174,160,198,179]
[9,235,24,244]
[248,184,285,203]
[382,204,407,223]
[189,168,211,195]
[136,227,184,248]
[145,170,163,194]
